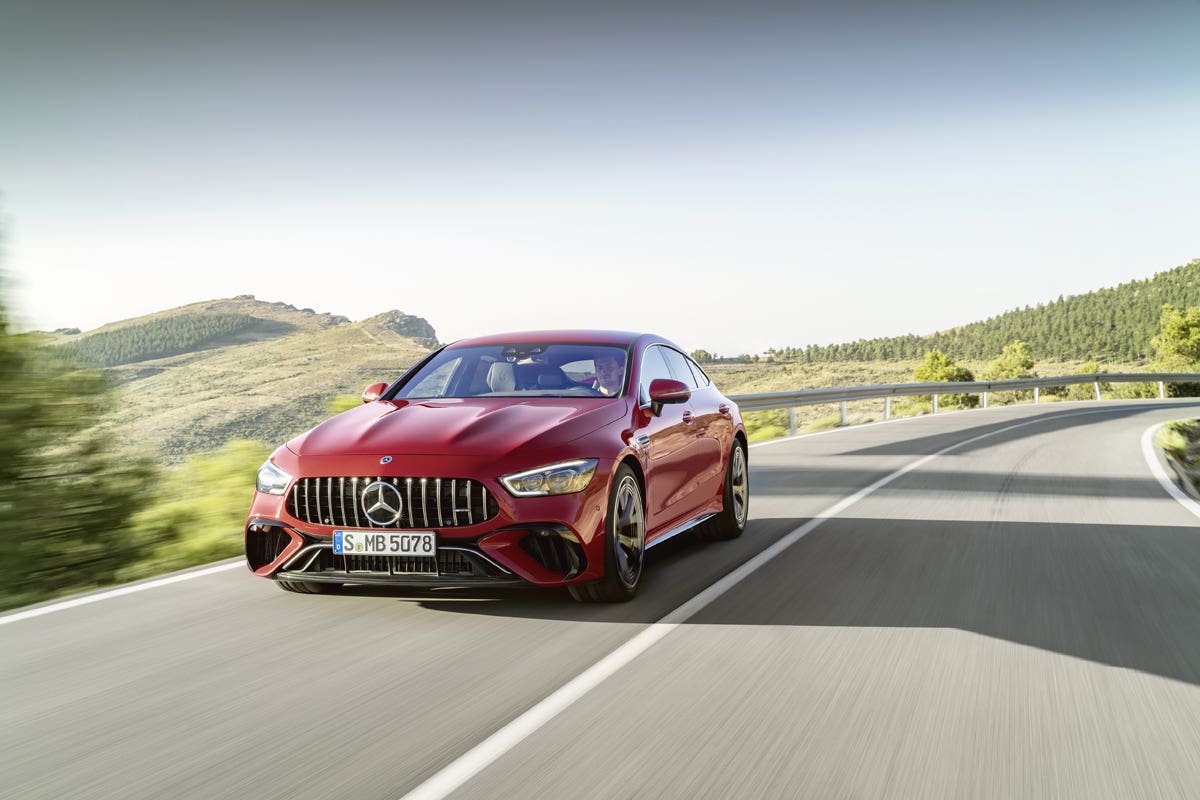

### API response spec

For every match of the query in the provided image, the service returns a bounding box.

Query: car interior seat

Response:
[486,361,516,393]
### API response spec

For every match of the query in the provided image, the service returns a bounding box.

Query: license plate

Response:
[333,530,436,557]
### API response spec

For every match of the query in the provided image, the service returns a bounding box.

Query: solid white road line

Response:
[1141,422,1200,522]
[0,560,244,626]
[398,406,1135,800]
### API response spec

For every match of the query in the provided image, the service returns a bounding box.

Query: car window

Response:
[394,343,627,399]
[660,347,700,390]
[685,355,711,387]
[638,346,674,405]
[403,357,462,398]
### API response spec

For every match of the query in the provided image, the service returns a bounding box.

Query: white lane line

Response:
[399,405,1134,800]
[1141,423,1200,521]
[0,560,244,626]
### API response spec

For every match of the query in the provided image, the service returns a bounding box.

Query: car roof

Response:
[447,330,648,348]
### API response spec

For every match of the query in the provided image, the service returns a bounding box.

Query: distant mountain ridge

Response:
[775,258,1200,364]
[52,296,438,461]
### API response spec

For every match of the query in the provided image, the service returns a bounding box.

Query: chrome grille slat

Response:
[288,476,497,529]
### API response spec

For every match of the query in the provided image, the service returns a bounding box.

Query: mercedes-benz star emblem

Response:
[380,456,392,465]
[361,481,403,526]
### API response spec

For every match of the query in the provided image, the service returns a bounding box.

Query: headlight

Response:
[257,460,293,495]
[500,459,598,497]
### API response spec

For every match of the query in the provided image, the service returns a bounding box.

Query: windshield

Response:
[393,343,630,399]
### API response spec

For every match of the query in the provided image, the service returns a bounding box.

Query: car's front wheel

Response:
[569,464,644,602]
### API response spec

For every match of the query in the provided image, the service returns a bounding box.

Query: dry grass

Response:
[87,298,1150,460]
[96,300,433,461]
[705,357,1147,441]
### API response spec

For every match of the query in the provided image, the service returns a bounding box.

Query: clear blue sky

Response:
[2,0,1197,355]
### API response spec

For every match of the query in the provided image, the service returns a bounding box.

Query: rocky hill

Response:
[55,296,437,461]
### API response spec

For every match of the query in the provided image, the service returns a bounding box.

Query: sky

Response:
[2,0,1198,355]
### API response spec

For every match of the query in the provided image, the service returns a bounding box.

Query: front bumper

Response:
[244,460,613,588]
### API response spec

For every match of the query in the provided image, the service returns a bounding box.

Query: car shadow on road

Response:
[399,515,1200,687]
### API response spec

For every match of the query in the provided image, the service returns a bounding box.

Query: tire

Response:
[276,579,341,594]
[568,464,645,603]
[695,439,749,541]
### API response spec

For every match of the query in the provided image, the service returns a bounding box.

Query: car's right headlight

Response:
[500,459,599,497]
[256,460,293,495]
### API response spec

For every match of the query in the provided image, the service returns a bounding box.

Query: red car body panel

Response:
[244,330,746,592]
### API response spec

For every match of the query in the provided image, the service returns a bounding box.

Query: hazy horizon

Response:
[3,0,1197,354]
[13,256,1200,356]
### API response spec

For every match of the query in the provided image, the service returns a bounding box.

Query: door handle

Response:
[718,404,731,415]
[682,411,694,424]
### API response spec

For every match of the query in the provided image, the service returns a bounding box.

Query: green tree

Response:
[1151,304,1200,370]
[1064,362,1110,401]
[1150,304,1200,396]
[0,276,157,610]
[982,340,1036,404]
[913,350,978,408]
[121,439,270,581]
[984,340,1037,380]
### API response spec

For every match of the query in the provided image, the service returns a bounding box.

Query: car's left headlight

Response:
[257,460,294,495]
[500,459,599,497]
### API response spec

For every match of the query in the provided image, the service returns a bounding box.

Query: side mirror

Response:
[647,378,690,417]
[362,382,388,403]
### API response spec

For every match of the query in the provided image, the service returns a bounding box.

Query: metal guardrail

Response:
[728,372,1200,435]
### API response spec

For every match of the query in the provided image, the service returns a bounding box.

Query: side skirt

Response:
[645,513,717,550]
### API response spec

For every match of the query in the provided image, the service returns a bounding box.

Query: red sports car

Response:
[244,330,748,601]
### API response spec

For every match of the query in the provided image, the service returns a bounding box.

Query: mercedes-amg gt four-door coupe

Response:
[244,330,748,601]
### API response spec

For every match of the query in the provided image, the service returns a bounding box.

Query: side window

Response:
[685,355,711,387]
[638,346,674,405]
[661,347,700,390]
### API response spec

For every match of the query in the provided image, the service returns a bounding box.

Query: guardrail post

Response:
[932,394,939,414]
[787,407,796,436]
[982,392,988,409]
[840,401,848,427]
[1094,380,1101,401]
[1160,381,1166,399]
[885,396,892,420]
[1034,387,1040,404]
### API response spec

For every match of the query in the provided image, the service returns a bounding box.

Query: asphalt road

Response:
[4,401,1200,799]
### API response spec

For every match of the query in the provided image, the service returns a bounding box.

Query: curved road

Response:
[4,401,1200,799]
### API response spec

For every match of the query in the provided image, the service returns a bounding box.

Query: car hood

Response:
[288,397,628,457]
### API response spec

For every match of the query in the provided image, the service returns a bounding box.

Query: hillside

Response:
[59,297,437,461]
[58,257,1198,460]
[769,258,1200,364]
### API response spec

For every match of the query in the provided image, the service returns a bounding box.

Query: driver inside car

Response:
[593,352,625,396]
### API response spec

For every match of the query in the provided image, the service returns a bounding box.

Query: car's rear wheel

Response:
[696,439,748,541]
[276,579,341,594]
[569,464,644,602]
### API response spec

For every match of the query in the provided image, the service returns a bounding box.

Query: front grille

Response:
[287,476,499,529]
